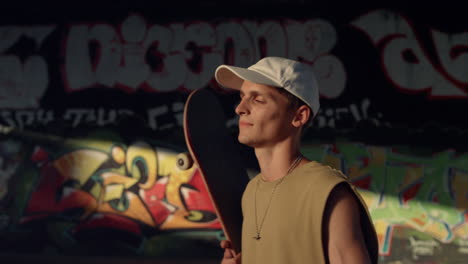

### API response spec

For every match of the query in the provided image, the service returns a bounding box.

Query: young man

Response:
[214,57,378,264]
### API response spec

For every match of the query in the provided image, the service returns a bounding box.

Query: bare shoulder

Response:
[329,183,358,207]
[325,183,361,228]
[323,183,372,263]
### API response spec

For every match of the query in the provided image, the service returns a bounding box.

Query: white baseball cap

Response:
[214,57,320,117]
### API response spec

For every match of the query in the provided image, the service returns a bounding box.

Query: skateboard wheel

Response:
[176,152,193,170]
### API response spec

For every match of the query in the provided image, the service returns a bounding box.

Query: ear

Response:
[291,105,311,128]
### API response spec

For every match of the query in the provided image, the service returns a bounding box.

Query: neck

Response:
[254,138,307,182]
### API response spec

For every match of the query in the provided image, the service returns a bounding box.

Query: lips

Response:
[239,121,253,127]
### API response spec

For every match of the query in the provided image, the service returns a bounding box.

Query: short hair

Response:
[276,87,315,135]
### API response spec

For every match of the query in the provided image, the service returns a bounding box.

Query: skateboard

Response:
[182,88,249,253]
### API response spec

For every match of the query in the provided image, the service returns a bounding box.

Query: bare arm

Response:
[323,183,371,264]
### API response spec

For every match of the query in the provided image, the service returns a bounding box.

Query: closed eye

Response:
[254,96,266,104]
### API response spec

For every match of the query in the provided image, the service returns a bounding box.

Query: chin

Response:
[238,137,261,148]
[238,135,253,146]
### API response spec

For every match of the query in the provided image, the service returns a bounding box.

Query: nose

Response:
[235,97,250,116]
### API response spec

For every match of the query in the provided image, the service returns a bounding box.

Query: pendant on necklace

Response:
[254,233,261,240]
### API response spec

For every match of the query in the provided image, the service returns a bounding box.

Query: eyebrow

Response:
[239,90,268,98]
[240,89,283,105]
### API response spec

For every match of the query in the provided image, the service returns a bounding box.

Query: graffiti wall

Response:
[304,143,468,263]
[0,3,467,263]
[0,129,224,258]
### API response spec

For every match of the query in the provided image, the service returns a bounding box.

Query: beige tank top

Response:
[241,161,378,264]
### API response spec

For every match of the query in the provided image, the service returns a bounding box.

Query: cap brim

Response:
[215,65,281,90]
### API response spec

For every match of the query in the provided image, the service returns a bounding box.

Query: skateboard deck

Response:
[183,88,249,253]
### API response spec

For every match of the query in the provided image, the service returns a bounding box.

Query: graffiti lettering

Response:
[310,143,468,255]
[64,15,345,97]
[0,107,187,131]
[63,109,90,127]
[63,108,134,127]
[458,240,468,254]
[147,105,169,131]
[147,102,184,131]
[23,137,220,231]
[3,127,468,257]
[408,236,440,260]
[0,26,55,108]
[312,98,379,128]
[352,9,468,98]
[0,99,380,131]
[0,109,54,129]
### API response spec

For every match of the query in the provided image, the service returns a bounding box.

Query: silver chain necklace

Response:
[253,154,303,240]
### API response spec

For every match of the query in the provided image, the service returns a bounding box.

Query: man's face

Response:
[235,80,296,148]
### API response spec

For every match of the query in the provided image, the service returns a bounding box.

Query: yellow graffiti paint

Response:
[453,222,468,239]
[165,168,195,210]
[425,221,450,242]
[160,209,218,230]
[53,150,108,185]
[103,183,125,202]
[157,149,197,210]
[186,210,204,222]
[89,182,102,201]
[157,150,178,176]
[111,145,126,165]
[356,188,379,208]
[101,172,139,188]
[373,220,389,253]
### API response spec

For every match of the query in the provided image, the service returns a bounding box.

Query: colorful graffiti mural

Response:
[304,142,468,262]
[1,3,468,263]
[1,127,468,262]
[0,129,223,257]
